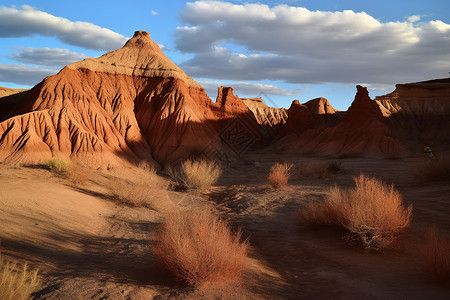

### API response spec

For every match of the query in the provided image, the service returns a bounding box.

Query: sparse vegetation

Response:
[150,207,248,286]
[169,159,222,190]
[298,174,412,249]
[109,168,168,208]
[0,255,40,300]
[136,160,156,172]
[46,156,71,173]
[65,163,91,185]
[413,157,450,183]
[268,162,293,188]
[422,225,450,283]
[296,161,341,178]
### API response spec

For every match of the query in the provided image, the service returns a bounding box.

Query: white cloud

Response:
[198,80,294,98]
[152,10,159,16]
[407,15,421,23]
[0,5,128,50]
[176,1,450,86]
[11,47,87,67]
[0,64,57,86]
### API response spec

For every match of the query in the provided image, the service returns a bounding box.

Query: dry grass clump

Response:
[45,157,91,184]
[45,156,71,173]
[413,157,450,183]
[296,161,341,178]
[169,159,222,190]
[109,168,168,208]
[150,207,248,286]
[136,160,156,172]
[268,162,293,188]
[298,174,412,249]
[422,225,450,283]
[0,255,40,300]
[65,163,91,185]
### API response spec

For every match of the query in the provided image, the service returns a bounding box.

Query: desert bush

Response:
[298,174,412,249]
[413,157,450,183]
[136,160,156,172]
[0,255,40,300]
[422,225,450,283]
[170,159,222,190]
[268,162,293,188]
[109,169,168,208]
[150,207,248,285]
[296,161,341,179]
[65,164,91,185]
[46,157,71,173]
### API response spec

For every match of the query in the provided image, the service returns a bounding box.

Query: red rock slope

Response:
[0,31,258,168]
[277,85,405,157]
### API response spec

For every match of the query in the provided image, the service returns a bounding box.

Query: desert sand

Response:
[1,151,449,299]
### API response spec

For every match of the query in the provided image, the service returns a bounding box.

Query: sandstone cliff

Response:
[375,78,450,144]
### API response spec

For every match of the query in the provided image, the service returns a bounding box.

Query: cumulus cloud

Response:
[11,47,87,67]
[176,1,450,85]
[152,10,159,16]
[0,5,128,50]
[0,64,57,86]
[198,80,294,98]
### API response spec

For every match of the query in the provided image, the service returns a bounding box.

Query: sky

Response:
[0,0,449,110]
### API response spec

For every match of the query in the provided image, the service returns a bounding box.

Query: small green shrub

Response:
[46,157,71,173]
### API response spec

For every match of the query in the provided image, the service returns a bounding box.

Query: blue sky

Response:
[0,0,449,110]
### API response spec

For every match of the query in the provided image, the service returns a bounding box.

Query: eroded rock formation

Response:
[277,85,405,157]
[241,97,287,127]
[0,31,259,168]
[375,78,450,144]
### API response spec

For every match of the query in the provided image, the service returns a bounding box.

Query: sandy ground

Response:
[0,153,449,299]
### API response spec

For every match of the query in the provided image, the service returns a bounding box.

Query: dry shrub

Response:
[422,225,450,283]
[413,157,450,183]
[170,159,222,190]
[150,208,248,285]
[296,161,341,179]
[46,157,71,173]
[136,160,156,172]
[268,162,293,188]
[65,164,91,185]
[0,255,40,300]
[298,174,412,249]
[109,169,168,208]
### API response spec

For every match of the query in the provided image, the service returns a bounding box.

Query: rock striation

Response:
[375,78,450,143]
[0,31,259,168]
[241,97,287,127]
